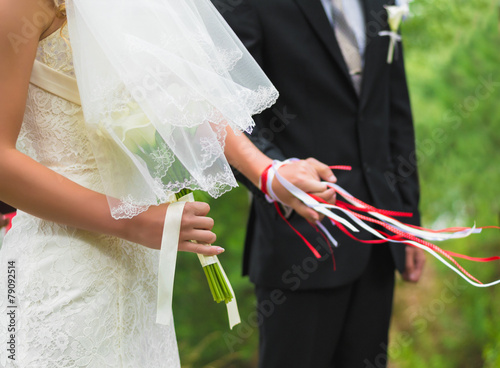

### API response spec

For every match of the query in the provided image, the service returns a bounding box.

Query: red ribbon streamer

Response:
[274,202,322,259]
[329,165,352,171]
[260,164,273,196]
[260,162,499,285]
[308,189,499,285]
[2,212,16,233]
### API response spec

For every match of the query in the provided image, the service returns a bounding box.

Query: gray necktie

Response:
[331,0,362,94]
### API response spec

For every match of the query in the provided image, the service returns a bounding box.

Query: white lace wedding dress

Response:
[0,29,181,368]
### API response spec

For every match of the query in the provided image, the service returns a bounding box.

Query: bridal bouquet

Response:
[107,103,239,327]
[69,0,278,330]
[174,189,233,305]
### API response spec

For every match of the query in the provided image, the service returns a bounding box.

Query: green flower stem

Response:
[175,190,234,305]
[203,266,217,302]
[214,263,232,303]
[205,264,221,302]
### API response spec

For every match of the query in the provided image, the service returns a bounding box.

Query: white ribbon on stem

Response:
[378,31,402,64]
[156,193,241,328]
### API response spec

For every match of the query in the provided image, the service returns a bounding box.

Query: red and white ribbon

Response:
[265,160,500,288]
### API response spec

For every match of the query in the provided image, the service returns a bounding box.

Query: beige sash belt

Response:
[30,60,81,106]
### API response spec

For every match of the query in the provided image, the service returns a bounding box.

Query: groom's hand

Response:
[272,158,337,223]
[402,246,426,282]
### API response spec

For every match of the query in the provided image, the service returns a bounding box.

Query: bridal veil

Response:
[66,0,278,218]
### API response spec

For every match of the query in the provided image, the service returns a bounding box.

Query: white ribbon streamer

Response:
[316,220,339,247]
[156,201,186,325]
[268,159,500,288]
[328,183,481,241]
[215,257,241,329]
[271,160,359,233]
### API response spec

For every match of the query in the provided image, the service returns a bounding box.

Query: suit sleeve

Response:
[388,39,421,226]
[213,0,287,194]
[0,201,15,214]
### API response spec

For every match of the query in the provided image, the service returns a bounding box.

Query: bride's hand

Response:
[125,202,223,255]
[271,158,337,223]
[177,202,223,255]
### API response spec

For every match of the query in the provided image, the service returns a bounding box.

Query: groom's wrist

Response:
[258,160,294,218]
[258,163,273,195]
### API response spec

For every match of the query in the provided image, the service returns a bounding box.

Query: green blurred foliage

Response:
[390,0,500,367]
[174,1,500,367]
[174,187,258,367]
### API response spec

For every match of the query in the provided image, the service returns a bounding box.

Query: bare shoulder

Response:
[0,0,58,146]
[0,0,57,51]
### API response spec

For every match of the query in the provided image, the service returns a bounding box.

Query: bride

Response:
[0,0,336,366]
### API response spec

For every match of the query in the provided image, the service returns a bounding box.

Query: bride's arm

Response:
[223,126,337,223]
[0,0,221,255]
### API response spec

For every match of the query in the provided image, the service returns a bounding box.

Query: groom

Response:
[214,0,425,367]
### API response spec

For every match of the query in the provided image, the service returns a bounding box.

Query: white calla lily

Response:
[379,3,411,64]
[385,5,409,32]
[110,103,158,153]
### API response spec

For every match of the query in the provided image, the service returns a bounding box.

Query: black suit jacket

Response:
[214,0,420,290]
[0,202,15,214]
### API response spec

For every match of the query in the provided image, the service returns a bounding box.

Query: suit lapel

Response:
[360,0,388,108]
[293,0,390,103]
[292,0,354,91]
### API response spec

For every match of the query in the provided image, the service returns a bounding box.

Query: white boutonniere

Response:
[379,0,412,63]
